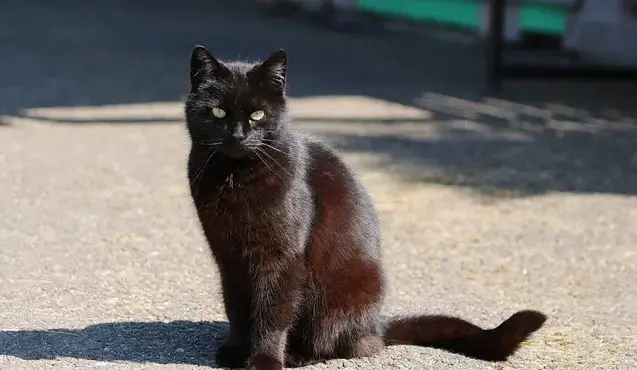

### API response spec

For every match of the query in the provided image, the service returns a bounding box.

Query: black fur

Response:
[184,46,547,370]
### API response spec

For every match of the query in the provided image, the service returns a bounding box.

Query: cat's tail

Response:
[383,310,547,361]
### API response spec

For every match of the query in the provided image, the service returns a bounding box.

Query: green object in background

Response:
[356,0,568,35]
[357,0,481,29]
[520,5,567,34]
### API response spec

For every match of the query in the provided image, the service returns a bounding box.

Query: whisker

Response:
[254,149,278,178]
[258,147,291,176]
[259,142,285,154]
[197,141,222,147]
[191,149,216,186]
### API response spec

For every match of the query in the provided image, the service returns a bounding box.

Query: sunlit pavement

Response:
[1,1,636,369]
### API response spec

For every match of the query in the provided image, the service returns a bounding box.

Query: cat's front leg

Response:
[245,255,305,370]
[215,324,250,368]
[215,265,251,368]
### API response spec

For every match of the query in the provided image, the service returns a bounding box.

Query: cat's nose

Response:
[230,123,245,141]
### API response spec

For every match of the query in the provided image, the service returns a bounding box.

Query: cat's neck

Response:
[190,134,298,191]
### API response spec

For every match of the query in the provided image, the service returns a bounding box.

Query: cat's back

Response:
[301,134,381,257]
[303,135,371,204]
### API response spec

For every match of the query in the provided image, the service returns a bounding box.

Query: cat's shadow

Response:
[0,320,229,367]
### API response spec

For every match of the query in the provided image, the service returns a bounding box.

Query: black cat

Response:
[184,45,547,370]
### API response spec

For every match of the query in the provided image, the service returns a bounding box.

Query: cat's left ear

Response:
[254,49,287,92]
[190,45,221,90]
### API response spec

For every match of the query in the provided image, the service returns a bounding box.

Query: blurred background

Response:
[0,1,636,369]
[2,0,637,194]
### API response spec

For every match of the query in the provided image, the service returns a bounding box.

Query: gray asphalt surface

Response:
[1,1,636,369]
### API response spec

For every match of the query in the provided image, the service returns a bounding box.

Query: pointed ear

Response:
[190,45,220,90]
[254,49,287,92]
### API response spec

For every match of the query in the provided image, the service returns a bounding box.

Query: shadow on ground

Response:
[2,0,636,196]
[0,321,228,366]
[301,90,637,196]
[1,0,470,115]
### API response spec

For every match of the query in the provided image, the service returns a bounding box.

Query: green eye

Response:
[250,110,265,121]
[212,107,226,119]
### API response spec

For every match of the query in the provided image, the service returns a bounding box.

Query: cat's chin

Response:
[220,150,250,159]
[215,142,255,159]
[219,147,255,159]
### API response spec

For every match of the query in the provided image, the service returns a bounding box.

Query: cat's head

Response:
[185,45,289,158]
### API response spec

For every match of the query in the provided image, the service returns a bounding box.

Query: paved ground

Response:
[1,1,636,369]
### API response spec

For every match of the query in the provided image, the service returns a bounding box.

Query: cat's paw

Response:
[285,352,322,368]
[246,354,283,370]
[214,343,248,368]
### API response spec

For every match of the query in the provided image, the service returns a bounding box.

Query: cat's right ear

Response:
[190,45,220,90]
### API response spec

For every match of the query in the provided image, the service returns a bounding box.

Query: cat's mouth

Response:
[218,140,258,159]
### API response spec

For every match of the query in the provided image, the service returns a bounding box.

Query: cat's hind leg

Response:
[339,334,384,358]
[284,313,352,367]
[284,318,330,368]
[285,311,384,366]
[334,312,384,360]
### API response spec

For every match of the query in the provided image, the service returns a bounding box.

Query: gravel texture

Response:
[1,1,636,369]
